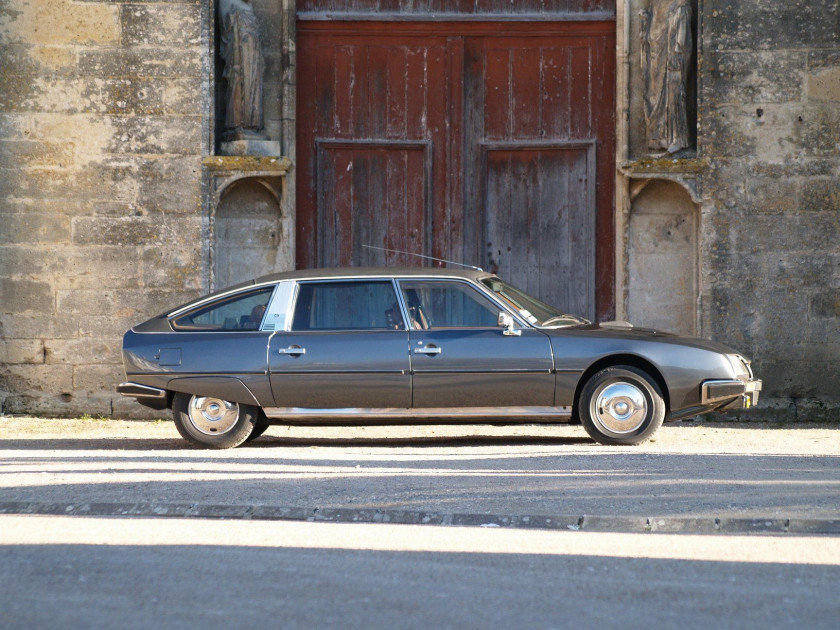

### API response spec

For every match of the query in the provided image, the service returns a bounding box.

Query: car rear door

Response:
[398,279,555,408]
[269,279,411,409]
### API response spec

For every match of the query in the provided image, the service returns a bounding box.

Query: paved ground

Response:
[1,416,839,628]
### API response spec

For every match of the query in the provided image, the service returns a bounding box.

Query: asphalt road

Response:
[1,418,839,628]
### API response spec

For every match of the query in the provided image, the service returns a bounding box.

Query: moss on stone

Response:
[202,155,292,173]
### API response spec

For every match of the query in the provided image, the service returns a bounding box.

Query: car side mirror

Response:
[498,312,522,336]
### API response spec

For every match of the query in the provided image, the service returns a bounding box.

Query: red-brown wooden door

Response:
[297,20,615,320]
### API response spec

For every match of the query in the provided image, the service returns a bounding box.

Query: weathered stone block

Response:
[137,157,202,212]
[1,392,114,418]
[0,140,76,169]
[0,0,120,46]
[0,212,71,244]
[811,290,840,318]
[745,177,798,214]
[95,79,166,115]
[0,339,45,364]
[0,43,75,78]
[71,216,160,246]
[807,65,840,102]
[107,116,201,155]
[119,4,200,48]
[45,337,121,366]
[0,162,139,203]
[706,0,840,51]
[73,364,124,395]
[797,105,840,156]
[0,278,53,313]
[0,364,73,395]
[53,247,146,290]
[162,78,202,115]
[703,106,757,158]
[748,159,835,178]
[801,179,840,212]
[0,313,66,339]
[76,315,137,339]
[55,288,195,319]
[706,51,804,104]
[77,49,201,79]
[141,244,204,290]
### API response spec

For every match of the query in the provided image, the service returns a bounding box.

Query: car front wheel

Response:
[172,392,258,449]
[579,366,666,445]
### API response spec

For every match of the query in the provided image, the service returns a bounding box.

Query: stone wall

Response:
[0,0,209,416]
[699,0,840,418]
[621,0,840,419]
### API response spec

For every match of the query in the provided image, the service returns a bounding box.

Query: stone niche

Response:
[627,179,698,336]
[203,156,292,291]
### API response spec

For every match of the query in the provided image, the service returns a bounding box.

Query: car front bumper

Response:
[701,379,762,410]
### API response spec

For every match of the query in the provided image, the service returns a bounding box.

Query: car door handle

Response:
[414,347,442,355]
[278,346,306,355]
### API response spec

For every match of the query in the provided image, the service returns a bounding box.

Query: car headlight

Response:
[727,354,753,379]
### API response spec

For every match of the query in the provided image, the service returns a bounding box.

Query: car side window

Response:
[171,286,275,331]
[398,280,500,329]
[291,281,404,331]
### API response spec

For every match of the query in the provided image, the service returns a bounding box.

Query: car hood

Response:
[543,322,744,356]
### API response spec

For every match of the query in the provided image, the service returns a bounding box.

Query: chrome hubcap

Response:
[187,396,239,435]
[591,382,648,434]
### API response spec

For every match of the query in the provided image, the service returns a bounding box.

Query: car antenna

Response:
[362,245,483,272]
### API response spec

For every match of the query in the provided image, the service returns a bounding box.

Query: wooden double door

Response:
[297,19,615,320]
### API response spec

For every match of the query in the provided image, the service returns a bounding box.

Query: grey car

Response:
[118,268,761,448]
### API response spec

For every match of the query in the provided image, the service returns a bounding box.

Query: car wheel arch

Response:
[572,354,670,421]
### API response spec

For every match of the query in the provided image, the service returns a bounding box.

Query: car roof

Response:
[252,266,491,284]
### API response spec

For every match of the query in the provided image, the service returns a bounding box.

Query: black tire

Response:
[578,365,666,445]
[172,392,258,449]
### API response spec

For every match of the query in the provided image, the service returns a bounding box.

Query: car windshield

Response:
[480,277,590,327]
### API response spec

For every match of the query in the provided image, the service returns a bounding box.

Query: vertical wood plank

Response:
[511,47,541,139]
[333,46,353,137]
[386,46,407,139]
[367,46,389,138]
[482,47,511,141]
[569,45,592,138]
[541,45,570,140]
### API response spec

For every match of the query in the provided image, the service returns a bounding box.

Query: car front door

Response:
[398,279,555,408]
[268,279,411,409]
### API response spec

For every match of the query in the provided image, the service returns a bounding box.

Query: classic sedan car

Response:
[118,268,761,448]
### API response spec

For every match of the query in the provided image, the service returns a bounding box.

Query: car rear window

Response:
[171,286,275,331]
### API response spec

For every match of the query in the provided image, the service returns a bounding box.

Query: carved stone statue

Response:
[641,0,692,153]
[219,0,265,140]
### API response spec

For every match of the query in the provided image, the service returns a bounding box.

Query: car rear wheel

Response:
[579,366,666,445]
[172,392,258,449]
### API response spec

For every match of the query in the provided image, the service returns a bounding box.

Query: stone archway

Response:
[627,179,698,335]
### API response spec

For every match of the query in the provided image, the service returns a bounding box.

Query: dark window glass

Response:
[172,286,275,331]
[398,281,500,329]
[291,281,402,331]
